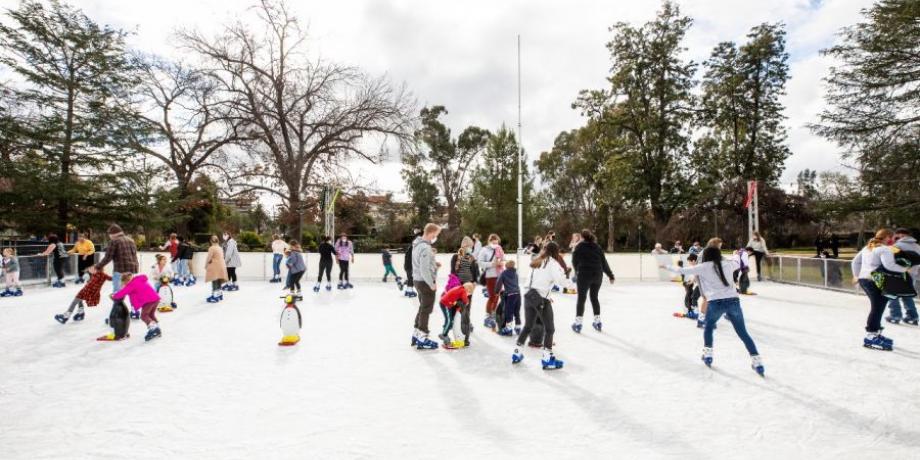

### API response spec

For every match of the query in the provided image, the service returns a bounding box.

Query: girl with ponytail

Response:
[851,228,909,350]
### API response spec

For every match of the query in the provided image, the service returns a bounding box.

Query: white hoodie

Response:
[526,257,569,298]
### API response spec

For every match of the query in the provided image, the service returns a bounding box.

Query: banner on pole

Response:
[744,181,757,209]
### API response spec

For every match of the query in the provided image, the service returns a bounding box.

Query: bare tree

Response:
[128,57,250,200]
[179,0,414,228]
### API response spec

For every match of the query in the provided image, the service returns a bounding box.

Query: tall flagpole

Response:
[516,35,523,268]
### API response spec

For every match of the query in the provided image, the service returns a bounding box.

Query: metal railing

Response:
[763,255,863,294]
[6,253,97,287]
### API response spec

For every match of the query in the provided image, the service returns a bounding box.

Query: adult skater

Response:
[205,235,228,303]
[314,236,334,292]
[270,234,288,283]
[852,229,909,350]
[570,229,615,333]
[524,235,543,260]
[669,241,685,254]
[90,224,138,293]
[175,236,194,285]
[478,234,506,329]
[411,223,442,350]
[39,233,68,288]
[471,233,483,259]
[687,241,703,256]
[886,228,920,325]
[746,231,769,281]
[663,246,765,375]
[68,233,95,283]
[512,242,569,370]
[159,233,179,273]
[222,231,241,291]
[335,233,354,289]
[401,228,421,297]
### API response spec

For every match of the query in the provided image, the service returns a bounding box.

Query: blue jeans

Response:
[272,254,283,277]
[887,296,918,320]
[704,297,759,355]
[112,272,122,293]
[859,279,889,332]
[176,259,190,279]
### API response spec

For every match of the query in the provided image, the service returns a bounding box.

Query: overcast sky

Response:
[3,0,874,197]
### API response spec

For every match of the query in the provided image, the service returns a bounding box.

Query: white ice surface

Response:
[1,280,919,460]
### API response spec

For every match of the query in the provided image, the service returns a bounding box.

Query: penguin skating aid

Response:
[278,294,303,346]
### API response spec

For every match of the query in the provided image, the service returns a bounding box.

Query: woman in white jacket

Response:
[746,231,769,281]
[851,228,908,350]
[512,242,569,370]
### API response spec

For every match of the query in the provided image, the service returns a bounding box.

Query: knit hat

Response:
[107,224,123,235]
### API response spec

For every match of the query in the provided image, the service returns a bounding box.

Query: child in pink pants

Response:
[112,273,162,341]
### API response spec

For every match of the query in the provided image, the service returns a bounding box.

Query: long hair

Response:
[580,229,596,243]
[455,236,473,271]
[532,241,564,269]
[702,246,729,287]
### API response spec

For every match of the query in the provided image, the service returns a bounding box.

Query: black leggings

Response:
[289,271,304,291]
[211,280,222,291]
[338,260,350,282]
[77,256,93,279]
[52,257,65,281]
[517,290,555,350]
[227,267,237,283]
[752,251,765,277]
[575,274,602,317]
[318,259,332,282]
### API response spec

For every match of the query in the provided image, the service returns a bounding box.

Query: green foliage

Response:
[461,126,540,249]
[238,231,264,250]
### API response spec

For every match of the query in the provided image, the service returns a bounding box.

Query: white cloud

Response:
[1,0,875,196]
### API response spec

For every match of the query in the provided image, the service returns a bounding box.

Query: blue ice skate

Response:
[313,284,321,293]
[483,316,497,329]
[72,312,85,322]
[206,293,223,303]
[885,316,901,325]
[396,277,404,290]
[686,311,699,319]
[337,282,345,290]
[325,284,332,292]
[551,285,560,293]
[0,289,11,297]
[54,314,68,324]
[346,283,354,289]
[864,334,893,351]
[514,326,522,335]
[541,354,564,370]
[751,355,765,377]
[571,322,583,334]
[12,288,22,297]
[482,287,489,298]
[498,327,514,336]
[130,310,140,320]
[144,327,162,342]
[592,320,603,332]
[52,281,65,288]
[416,337,439,350]
[512,348,524,364]
[904,317,919,326]
[701,347,713,367]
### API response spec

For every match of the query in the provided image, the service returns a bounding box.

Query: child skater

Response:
[495,260,521,336]
[1,248,22,297]
[678,254,700,319]
[285,241,306,297]
[512,242,569,370]
[150,254,173,284]
[733,245,752,295]
[439,282,475,349]
[381,248,398,283]
[663,246,765,375]
[150,254,176,312]
[112,272,162,342]
[55,269,111,324]
[314,236,335,292]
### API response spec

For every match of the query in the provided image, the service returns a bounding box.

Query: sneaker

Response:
[701,347,713,367]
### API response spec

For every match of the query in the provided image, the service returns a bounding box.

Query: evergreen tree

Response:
[0,0,141,235]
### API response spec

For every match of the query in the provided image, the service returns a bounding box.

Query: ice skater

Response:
[733,245,753,295]
[335,233,355,289]
[39,234,68,288]
[285,241,306,297]
[222,232,241,291]
[1,248,22,297]
[495,260,521,336]
[885,228,920,325]
[112,272,162,341]
[439,282,475,349]
[205,235,227,303]
[663,246,765,375]
[570,229,615,333]
[411,223,442,349]
[477,233,505,329]
[676,254,700,319]
[270,234,288,283]
[315,235,334,292]
[150,254,173,284]
[55,269,111,324]
[401,228,421,297]
[852,229,910,350]
[175,236,195,286]
[381,248,398,282]
[512,242,569,370]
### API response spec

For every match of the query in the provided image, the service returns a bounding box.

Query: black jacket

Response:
[318,242,335,263]
[177,242,194,261]
[572,241,614,279]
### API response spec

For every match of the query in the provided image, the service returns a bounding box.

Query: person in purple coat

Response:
[335,233,355,289]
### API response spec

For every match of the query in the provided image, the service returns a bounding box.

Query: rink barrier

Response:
[17,252,918,299]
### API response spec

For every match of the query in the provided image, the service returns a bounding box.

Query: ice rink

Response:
[2,279,919,460]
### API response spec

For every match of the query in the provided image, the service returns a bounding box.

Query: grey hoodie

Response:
[411,236,436,288]
[895,236,920,278]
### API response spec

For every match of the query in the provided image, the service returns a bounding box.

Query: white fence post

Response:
[796,258,802,283]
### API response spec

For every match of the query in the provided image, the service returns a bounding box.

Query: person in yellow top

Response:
[68,233,95,284]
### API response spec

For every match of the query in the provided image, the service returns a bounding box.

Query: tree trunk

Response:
[607,209,616,252]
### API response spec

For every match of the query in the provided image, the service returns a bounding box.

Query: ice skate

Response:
[337,282,345,290]
[144,327,162,342]
[514,326,522,335]
[864,333,893,350]
[904,317,919,326]
[345,282,354,289]
[592,316,602,332]
[482,287,489,298]
[0,289,11,297]
[498,326,513,336]
[483,315,496,329]
[12,288,22,297]
[325,284,332,291]
[438,333,450,345]
[313,283,321,293]
[54,314,68,324]
[206,292,223,303]
[541,349,564,370]
[751,355,765,376]
[52,280,65,288]
[512,348,524,364]
[885,316,901,325]
[130,310,140,320]
[72,311,85,322]
[572,317,583,334]
[416,336,439,350]
[395,276,404,290]
[702,347,713,367]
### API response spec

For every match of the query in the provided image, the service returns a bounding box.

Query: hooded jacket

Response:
[895,236,920,278]
[411,236,436,288]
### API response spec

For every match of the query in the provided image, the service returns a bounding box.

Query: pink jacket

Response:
[113,274,160,310]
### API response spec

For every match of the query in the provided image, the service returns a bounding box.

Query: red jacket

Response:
[76,271,111,307]
[440,285,470,310]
